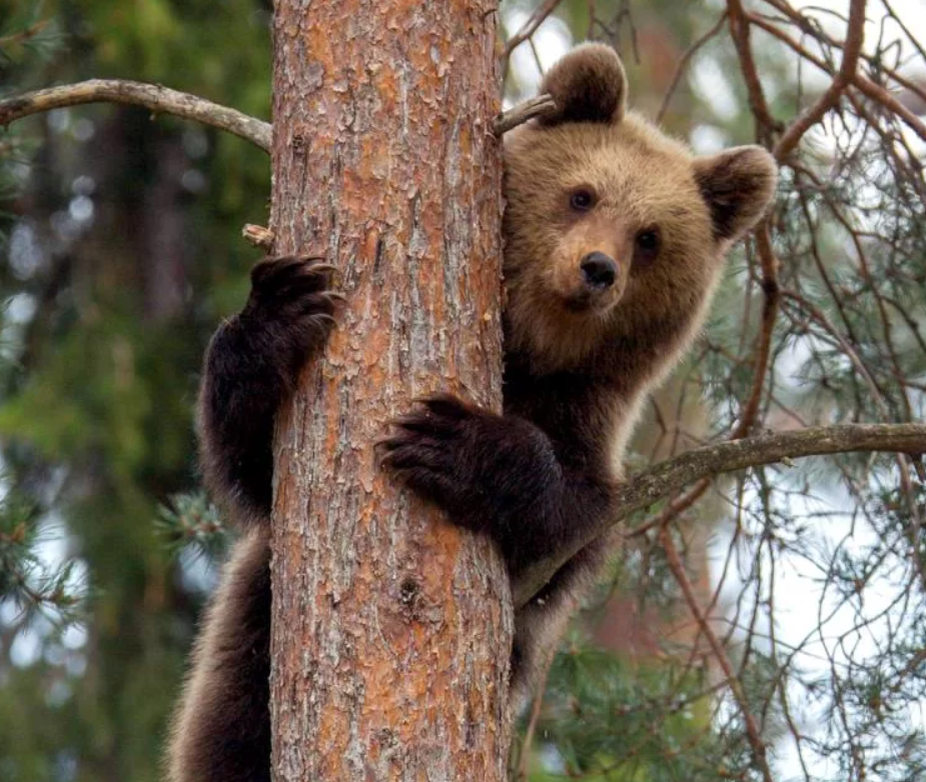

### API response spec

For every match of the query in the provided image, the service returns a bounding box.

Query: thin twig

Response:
[515,653,555,779]
[0,79,271,152]
[727,0,779,143]
[759,0,926,109]
[734,222,780,438]
[656,12,728,123]
[628,479,711,538]
[500,0,566,78]
[660,527,774,782]
[774,0,867,161]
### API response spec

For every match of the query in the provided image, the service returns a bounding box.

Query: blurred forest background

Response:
[1,1,925,781]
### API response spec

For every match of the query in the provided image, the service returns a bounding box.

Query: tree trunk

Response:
[268,2,512,780]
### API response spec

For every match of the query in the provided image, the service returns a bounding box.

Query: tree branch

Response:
[0,79,556,148]
[513,422,926,607]
[773,0,866,161]
[747,13,926,146]
[241,223,275,250]
[0,79,271,152]
[735,223,781,436]
[726,0,779,144]
[493,94,557,135]
[760,0,926,110]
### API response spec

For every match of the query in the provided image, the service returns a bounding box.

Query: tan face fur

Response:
[501,45,777,375]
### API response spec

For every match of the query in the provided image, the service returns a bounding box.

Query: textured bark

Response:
[268,3,512,781]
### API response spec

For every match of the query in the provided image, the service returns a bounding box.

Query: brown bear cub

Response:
[167,44,777,782]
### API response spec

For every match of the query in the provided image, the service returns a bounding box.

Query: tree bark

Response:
[268,3,512,781]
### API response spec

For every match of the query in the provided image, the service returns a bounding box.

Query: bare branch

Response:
[727,0,779,143]
[774,0,867,161]
[852,73,926,145]
[513,422,926,607]
[493,94,557,135]
[760,0,926,109]
[748,13,926,145]
[734,222,780,438]
[0,79,271,152]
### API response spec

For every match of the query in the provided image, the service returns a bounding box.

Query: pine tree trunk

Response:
[268,2,513,780]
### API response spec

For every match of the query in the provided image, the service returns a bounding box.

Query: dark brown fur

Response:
[167,44,777,782]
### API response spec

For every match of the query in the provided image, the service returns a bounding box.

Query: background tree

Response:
[0,3,271,779]
[2,1,926,781]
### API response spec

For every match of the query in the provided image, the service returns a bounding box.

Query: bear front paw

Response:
[379,394,487,524]
[247,255,343,324]
[240,255,344,370]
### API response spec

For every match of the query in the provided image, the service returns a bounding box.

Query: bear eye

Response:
[633,228,661,264]
[569,188,596,212]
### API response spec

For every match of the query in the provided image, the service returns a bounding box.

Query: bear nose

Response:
[580,252,618,290]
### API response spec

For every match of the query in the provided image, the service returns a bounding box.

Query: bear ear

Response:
[694,146,778,243]
[538,43,628,126]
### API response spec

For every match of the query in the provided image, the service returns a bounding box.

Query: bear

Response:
[166,43,777,782]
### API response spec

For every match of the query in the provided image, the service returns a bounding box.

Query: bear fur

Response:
[166,44,777,782]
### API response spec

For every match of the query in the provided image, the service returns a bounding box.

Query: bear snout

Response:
[580,252,618,290]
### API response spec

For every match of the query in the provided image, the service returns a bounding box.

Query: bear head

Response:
[502,44,777,375]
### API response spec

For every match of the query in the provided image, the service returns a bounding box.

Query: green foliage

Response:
[156,490,230,558]
[526,644,725,781]
[0,490,87,628]
[0,2,58,243]
[0,4,63,72]
[0,2,269,778]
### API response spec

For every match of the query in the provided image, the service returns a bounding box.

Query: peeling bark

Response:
[268,2,513,781]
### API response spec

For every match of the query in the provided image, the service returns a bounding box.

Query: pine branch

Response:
[0,506,88,627]
[500,0,567,78]
[0,19,49,49]
[0,79,271,151]
[156,491,229,558]
[726,0,779,143]
[656,11,728,123]
[513,422,926,606]
[746,11,926,146]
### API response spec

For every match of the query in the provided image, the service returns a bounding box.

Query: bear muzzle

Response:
[580,252,618,290]
[559,253,624,313]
